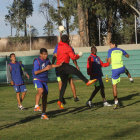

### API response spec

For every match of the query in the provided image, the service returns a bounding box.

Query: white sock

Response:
[129,78,133,81]
[35,105,39,108]
[115,100,118,104]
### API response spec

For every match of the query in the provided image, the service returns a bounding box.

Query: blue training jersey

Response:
[8,62,24,85]
[32,57,51,82]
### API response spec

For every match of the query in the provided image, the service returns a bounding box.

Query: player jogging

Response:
[86,46,112,107]
[32,48,61,120]
[7,53,29,110]
[56,34,97,109]
[107,40,130,109]
[52,44,79,103]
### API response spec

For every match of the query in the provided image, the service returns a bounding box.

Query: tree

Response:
[5,0,33,37]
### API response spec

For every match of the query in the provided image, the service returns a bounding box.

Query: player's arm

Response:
[34,60,52,75]
[87,57,92,75]
[122,49,129,58]
[68,47,80,60]
[73,60,80,70]
[99,58,110,67]
[7,64,14,85]
[125,54,129,58]
[20,64,30,79]
[52,53,57,64]
[107,49,111,65]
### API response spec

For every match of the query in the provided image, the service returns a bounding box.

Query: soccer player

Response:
[7,53,29,110]
[56,34,97,109]
[86,46,112,107]
[52,44,79,103]
[107,40,130,109]
[32,48,61,120]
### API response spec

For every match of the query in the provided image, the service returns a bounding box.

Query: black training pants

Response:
[56,63,88,102]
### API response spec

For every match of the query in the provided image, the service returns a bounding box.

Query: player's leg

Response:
[62,63,97,86]
[112,68,121,109]
[13,85,24,110]
[57,73,69,109]
[86,85,100,107]
[41,83,49,120]
[69,77,79,102]
[33,80,43,111]
[99,79,112,106]
[20,85,27,103]
[125,67,134,83]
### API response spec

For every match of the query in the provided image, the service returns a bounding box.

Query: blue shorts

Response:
[112,66,125,84]
[33,79,48,94]
[13,85,27,93]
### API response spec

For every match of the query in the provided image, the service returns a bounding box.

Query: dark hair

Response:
[61,34,69,43]
[40,48,48,54]
[91,45,97,51]
[10,53,15,58]
[110,39,118,47]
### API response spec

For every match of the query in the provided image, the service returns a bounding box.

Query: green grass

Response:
[0,78,140,140]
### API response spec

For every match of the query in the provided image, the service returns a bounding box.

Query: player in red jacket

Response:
[86,46,112,107]
[56,34,97,109]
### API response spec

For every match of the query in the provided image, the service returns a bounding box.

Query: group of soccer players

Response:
[7,34,133,120]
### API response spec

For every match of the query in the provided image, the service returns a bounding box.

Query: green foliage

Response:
[5,0,33,37]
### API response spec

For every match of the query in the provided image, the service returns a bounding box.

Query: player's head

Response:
[10,53,16,62]
[61,34,70,44]
[40,48,48,60]
[19,61,22,64]
[91,45,97,55]
[110,40,117,48]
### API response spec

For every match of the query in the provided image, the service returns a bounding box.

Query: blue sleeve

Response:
[107,49,112,58]
[33,60,40,72]
[53,45,58,54]
[121,49,127,56]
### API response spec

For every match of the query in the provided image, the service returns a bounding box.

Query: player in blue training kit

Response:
[107,41,131,109]
[32,48,61,120]
[7,53,29,110]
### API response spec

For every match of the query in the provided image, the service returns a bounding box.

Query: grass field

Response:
[0,78,140,140]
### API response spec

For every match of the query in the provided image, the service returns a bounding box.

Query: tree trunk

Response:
[106,16,113,45]
[77,2,89,47]
[66,17,70,36]
[24,19,27,37]
[88,9,98,46]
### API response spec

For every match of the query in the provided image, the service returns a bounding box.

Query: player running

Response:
[52,44,79,103]
[7,53,29,110]
[56,34,97,109]
[107,40,130,109]
[32,48,61,120]
[86,46,112,107]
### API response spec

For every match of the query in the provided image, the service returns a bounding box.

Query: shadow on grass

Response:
[47,97,73,105]
[119,92,140,108]
[0,114,41,131]
[0,108,69,131]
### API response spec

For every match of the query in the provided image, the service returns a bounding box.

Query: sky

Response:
[0,0,58,38]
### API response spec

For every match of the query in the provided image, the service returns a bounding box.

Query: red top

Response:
[56,41,80,65]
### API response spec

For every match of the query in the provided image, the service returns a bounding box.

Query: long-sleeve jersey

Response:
[56,41,80,65]
[7,62,27,85]
[87,54,109,78]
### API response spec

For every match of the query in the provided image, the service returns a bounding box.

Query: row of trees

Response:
[5,0,140,46]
